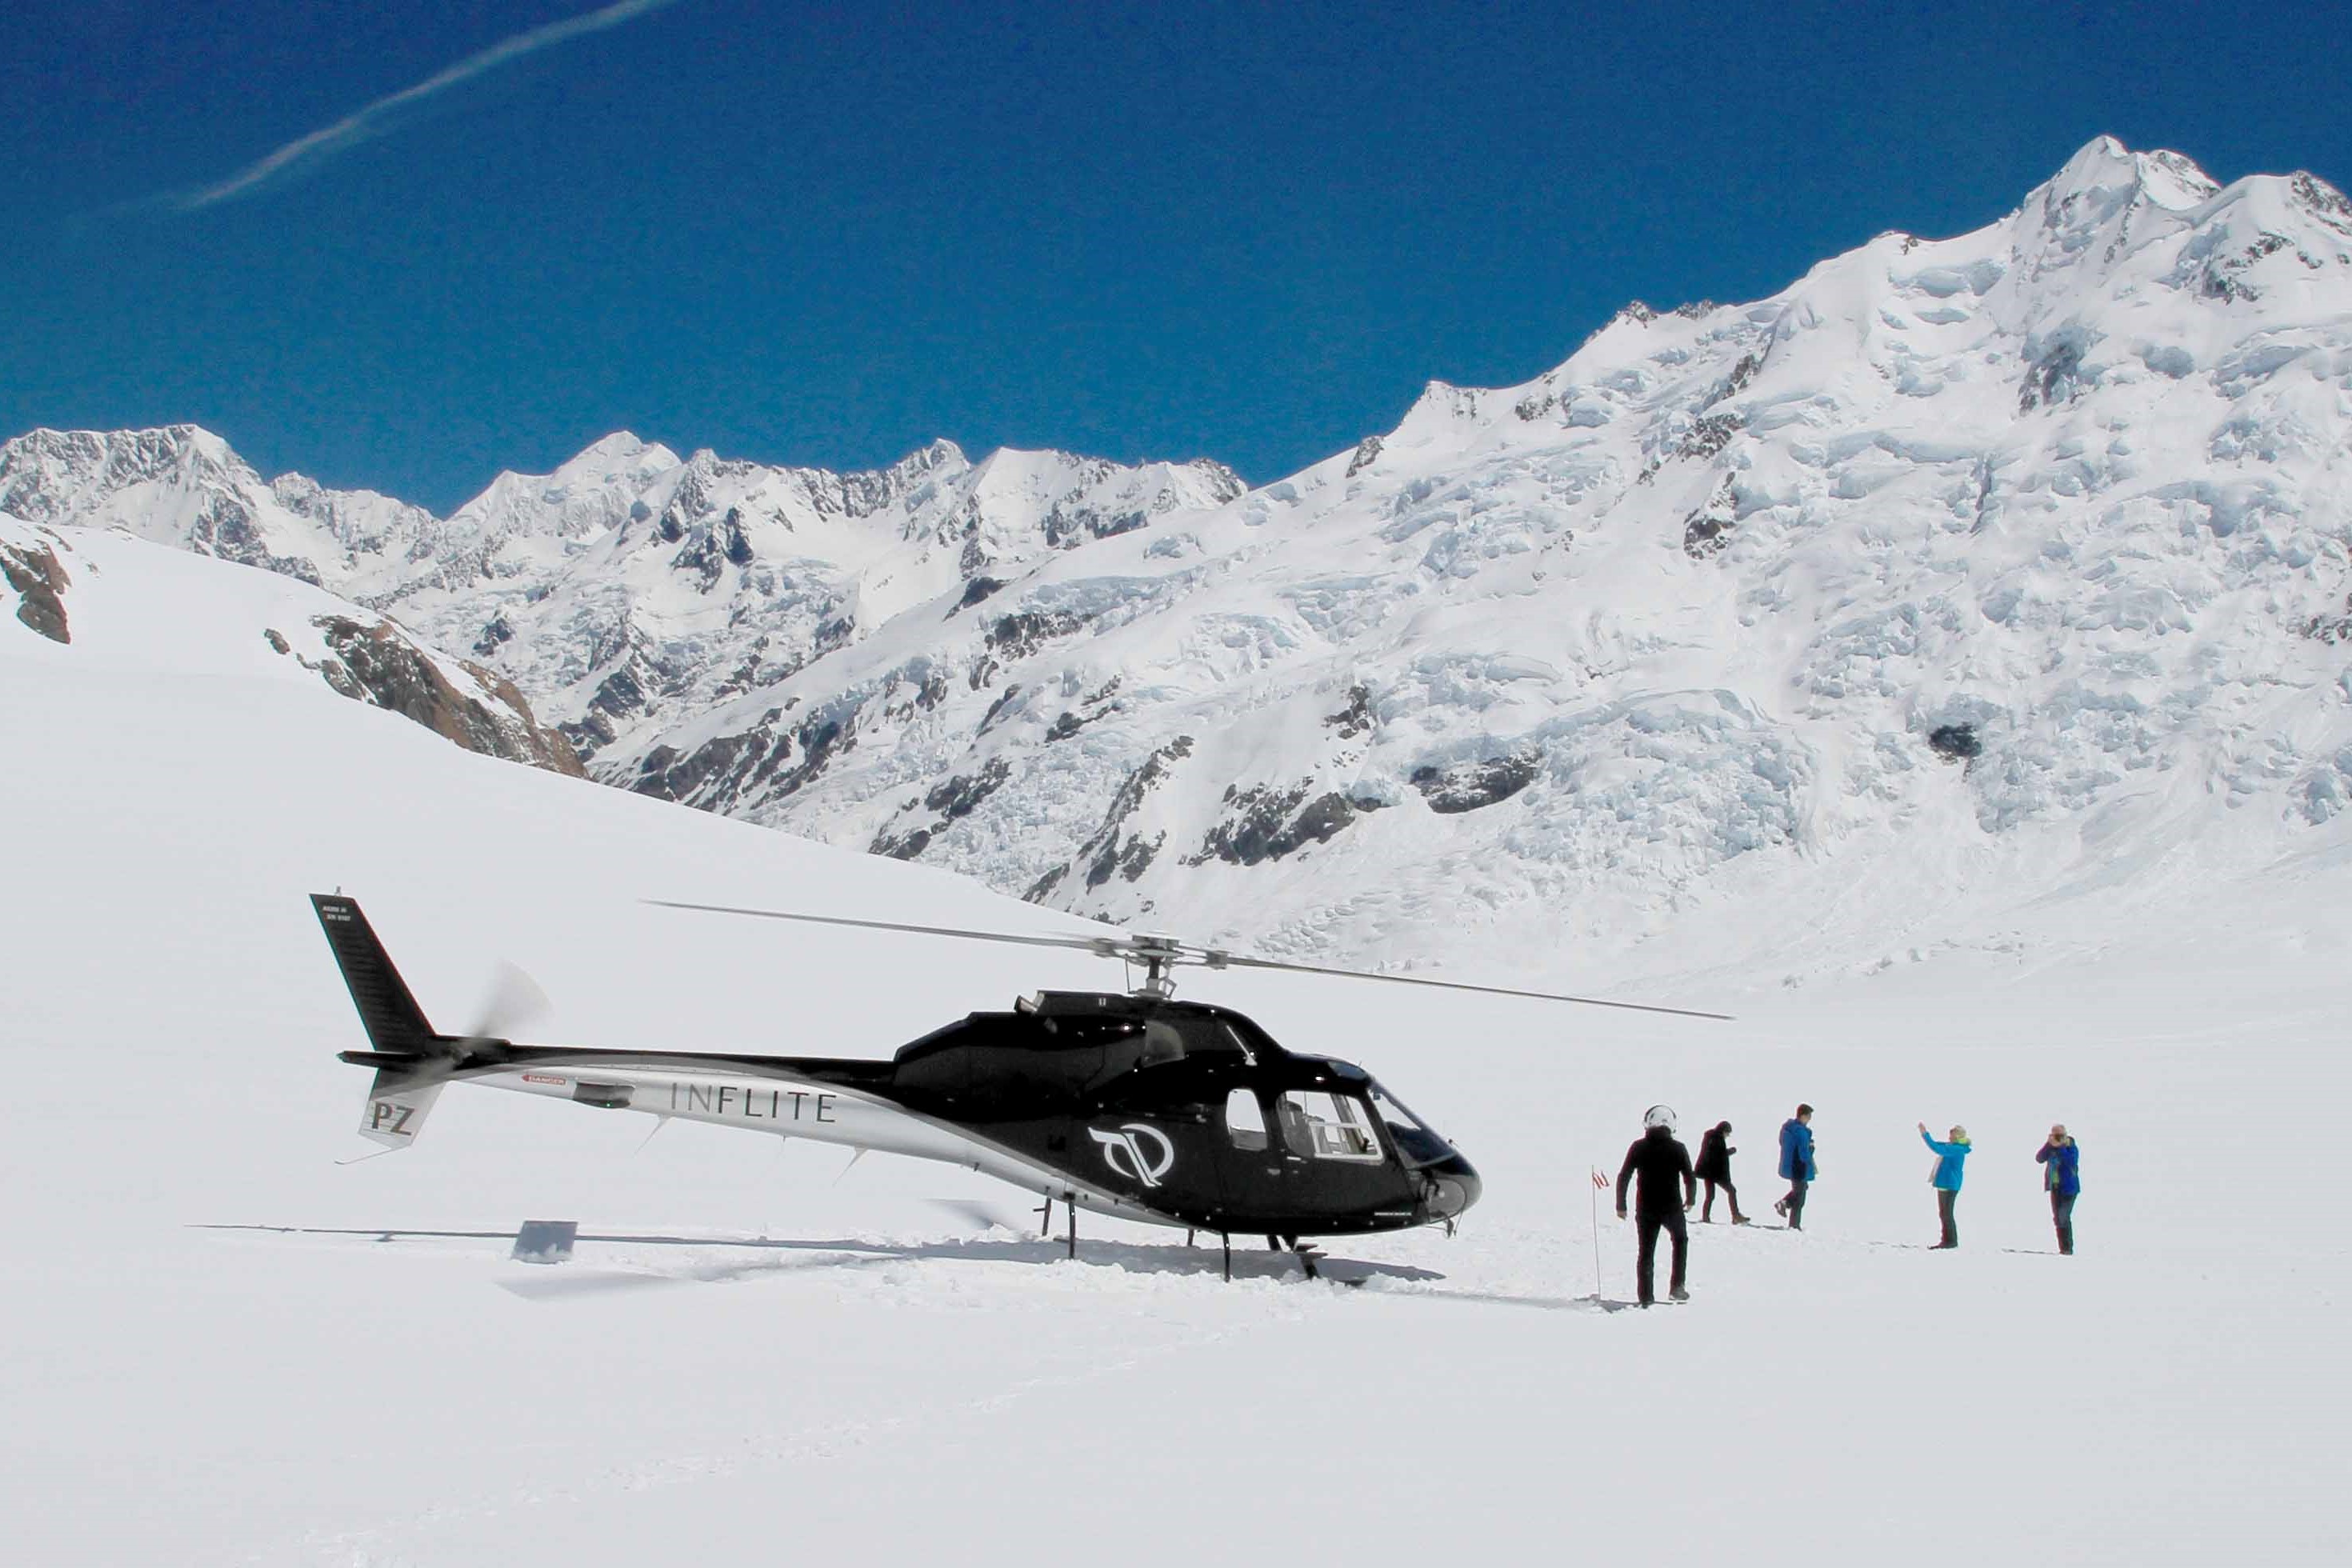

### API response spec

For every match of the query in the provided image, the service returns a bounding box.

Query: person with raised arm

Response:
[1918,1122,1972,1248]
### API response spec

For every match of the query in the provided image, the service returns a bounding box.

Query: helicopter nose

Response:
[1425,1154,1482,1220]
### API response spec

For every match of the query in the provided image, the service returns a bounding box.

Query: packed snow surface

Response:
[3,464,2347,1564]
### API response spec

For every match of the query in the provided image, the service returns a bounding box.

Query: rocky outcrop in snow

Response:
[0,516,580,776]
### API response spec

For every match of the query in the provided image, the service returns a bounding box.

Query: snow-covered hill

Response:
[0,514,578,774]
[12,137,2352,991]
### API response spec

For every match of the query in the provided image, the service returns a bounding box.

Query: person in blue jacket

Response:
[1918,1122,1972,1248]
[1774,1104,1816,1229]
[2037,1125,2082,1254]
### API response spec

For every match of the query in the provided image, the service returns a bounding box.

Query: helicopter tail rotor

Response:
[311,894,556,1151]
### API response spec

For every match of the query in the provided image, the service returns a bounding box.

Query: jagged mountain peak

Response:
[2035,135,2221,219]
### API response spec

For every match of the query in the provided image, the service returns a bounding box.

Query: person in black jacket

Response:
[1692,1120,1748,1223]
[1616,1106,1698,1306]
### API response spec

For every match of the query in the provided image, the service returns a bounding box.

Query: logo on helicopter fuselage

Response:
[1089,1123,1175,1188]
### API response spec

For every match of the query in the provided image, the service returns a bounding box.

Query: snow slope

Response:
[0,514,577,774]
[2,458,2347,1566]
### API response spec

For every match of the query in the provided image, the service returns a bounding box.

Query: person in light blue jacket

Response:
[1918,1122,1971,1248]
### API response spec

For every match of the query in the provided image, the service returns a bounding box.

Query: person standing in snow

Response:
[1774,1105,1816,1228]
[1692,1119,1747,1222]
[2037,1125,2081,1254]
[1616,1106,1698,1306]
[1918,1122,1972,1248]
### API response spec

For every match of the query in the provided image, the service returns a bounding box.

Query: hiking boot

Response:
[1669,1286,1690,1302]
[1773,1198,1787,1217]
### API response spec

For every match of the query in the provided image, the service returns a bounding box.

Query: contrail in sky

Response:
[173,0,683,210]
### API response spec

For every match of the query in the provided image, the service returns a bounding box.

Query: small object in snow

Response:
[512,1220,578,1264]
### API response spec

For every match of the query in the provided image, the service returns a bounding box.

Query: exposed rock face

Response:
[1410,755,1539,814]
[0,533,70,642]
[294,616,584,777]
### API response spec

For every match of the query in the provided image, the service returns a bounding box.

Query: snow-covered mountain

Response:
[12,137,2352,984]
[0,426,1245,762]
[573,137,2352,976]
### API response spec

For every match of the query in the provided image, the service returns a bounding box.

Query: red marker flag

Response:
[1591,1168,1608,1190]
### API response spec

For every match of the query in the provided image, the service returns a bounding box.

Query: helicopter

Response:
[312,893,1726,1278]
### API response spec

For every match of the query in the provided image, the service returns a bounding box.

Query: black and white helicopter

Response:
[314,893,1723,1277]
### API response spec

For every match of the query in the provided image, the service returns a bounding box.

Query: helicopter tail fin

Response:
[312,894,450,1150]
[311,894,439,1054]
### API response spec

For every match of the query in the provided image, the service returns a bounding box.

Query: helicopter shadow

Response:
[194,1222,1450,1294]
[494,1231,1451,1295]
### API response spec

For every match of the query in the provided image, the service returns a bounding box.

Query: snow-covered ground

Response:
[4,510,2346,1564]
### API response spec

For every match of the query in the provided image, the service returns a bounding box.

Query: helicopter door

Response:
[1210,1086,1290,1225]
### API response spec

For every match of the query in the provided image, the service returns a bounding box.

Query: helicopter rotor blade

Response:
[1186,949,1734,1021]
[645,898,1729,1019]
[644,899,1121,958]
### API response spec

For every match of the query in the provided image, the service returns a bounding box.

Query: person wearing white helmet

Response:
[1614,1105,1698,1306]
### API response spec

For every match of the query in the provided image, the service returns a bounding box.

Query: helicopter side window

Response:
[1225,1087,1268,1152]
[1276,1090,1384,1163]
[1140,1019,1186,1068]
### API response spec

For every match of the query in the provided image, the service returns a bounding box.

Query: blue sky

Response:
[5,0,2347,511]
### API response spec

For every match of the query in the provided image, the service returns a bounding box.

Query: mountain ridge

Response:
[10,137,2352,983]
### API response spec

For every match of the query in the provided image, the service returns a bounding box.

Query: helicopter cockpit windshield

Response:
[1368,1082,1458,1169]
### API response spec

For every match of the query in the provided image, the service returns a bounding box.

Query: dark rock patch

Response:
[305,614,582,775]
[1677,411,1742,462]
[634,703,843,807]
[2020,334,2090,410]
[1049,736,1195,894]
[951,576,1006,615]
[472,614,513,656]
[1927,723,1982,763]
[1411,754,1539,814]
[987,607,1088,660]
[1706,351,1762,408]
[871,758,1013,859]
[1,538,70,643]
[1188,780,1383,867]
[1346,436,1383,477]
[2202,233,2292,302]
[1682,480,1739,559]
[2299,594,2352,644]
[1323,683,1374,739]
[978,682,1025,733]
